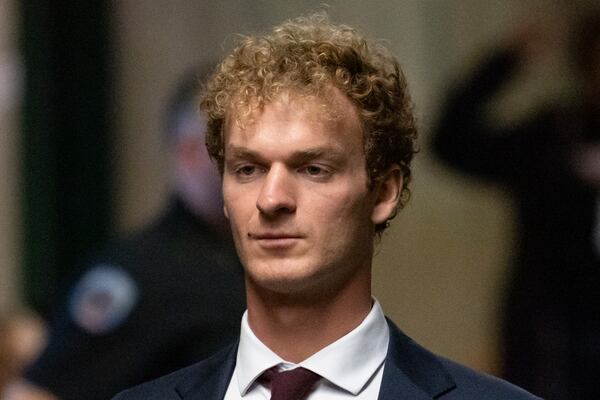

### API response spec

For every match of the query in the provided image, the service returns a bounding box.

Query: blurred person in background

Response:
[1,65,246,400]
[0,313,46,394]
[432,10,600,400]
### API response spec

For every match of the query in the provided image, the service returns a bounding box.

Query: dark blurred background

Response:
[1,0,599,394]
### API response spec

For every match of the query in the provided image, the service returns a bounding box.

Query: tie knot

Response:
[260,366,321,400]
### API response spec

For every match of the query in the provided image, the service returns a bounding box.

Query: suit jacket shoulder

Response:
[381,319,541,399]
[438,357,540,399]
[112,343,237,400]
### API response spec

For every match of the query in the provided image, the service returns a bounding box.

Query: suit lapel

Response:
[174,342,238,400]
[378,361,436,400]
[378,319,456,399]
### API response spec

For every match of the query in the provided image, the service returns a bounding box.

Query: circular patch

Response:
[69,264,138,335]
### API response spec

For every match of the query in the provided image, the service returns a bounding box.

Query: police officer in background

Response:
[2,65,246,400]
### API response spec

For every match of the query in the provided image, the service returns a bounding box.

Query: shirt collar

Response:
[235,299,389,396]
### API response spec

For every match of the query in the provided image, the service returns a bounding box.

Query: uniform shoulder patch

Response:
[68,264,139,335]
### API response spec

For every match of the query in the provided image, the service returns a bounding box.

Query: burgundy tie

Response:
[260,366,321,400]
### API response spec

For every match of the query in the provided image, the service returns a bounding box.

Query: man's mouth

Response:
[248,232,304,249]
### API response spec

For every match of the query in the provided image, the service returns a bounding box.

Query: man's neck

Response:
[245,269,373,363]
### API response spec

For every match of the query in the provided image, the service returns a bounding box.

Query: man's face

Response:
[222,91,393,297]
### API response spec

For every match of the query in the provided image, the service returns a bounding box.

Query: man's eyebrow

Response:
[225,145,261,161]
[225,145,346,163]
[288,147,345,163]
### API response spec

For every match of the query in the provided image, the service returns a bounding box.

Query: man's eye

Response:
[305,166,323,175]
[237,165,256,176]
[301,165,331,178]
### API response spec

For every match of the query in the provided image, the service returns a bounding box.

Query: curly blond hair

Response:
[201,13,417,232]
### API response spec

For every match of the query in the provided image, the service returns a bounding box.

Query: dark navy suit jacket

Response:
[113,319,541,399]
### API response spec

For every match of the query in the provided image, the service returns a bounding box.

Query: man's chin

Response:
[252,275,312,294]
[245,268,327,299]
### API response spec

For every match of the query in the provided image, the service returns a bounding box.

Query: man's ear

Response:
[371,165,403,225]
[223,205,229,219]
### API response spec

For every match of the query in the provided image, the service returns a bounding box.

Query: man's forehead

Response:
[222,90,365,162]
[225,87,360,132]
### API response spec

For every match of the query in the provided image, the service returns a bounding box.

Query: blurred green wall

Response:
[20,1,115,317]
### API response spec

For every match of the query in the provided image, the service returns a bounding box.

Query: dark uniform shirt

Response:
[25,197,246,400]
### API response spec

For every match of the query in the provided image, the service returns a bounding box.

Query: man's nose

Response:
[256,166,296,216]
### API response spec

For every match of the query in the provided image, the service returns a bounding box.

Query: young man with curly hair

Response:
[113,14,539,400]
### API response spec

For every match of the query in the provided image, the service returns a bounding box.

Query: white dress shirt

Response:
[223,299,390,399]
